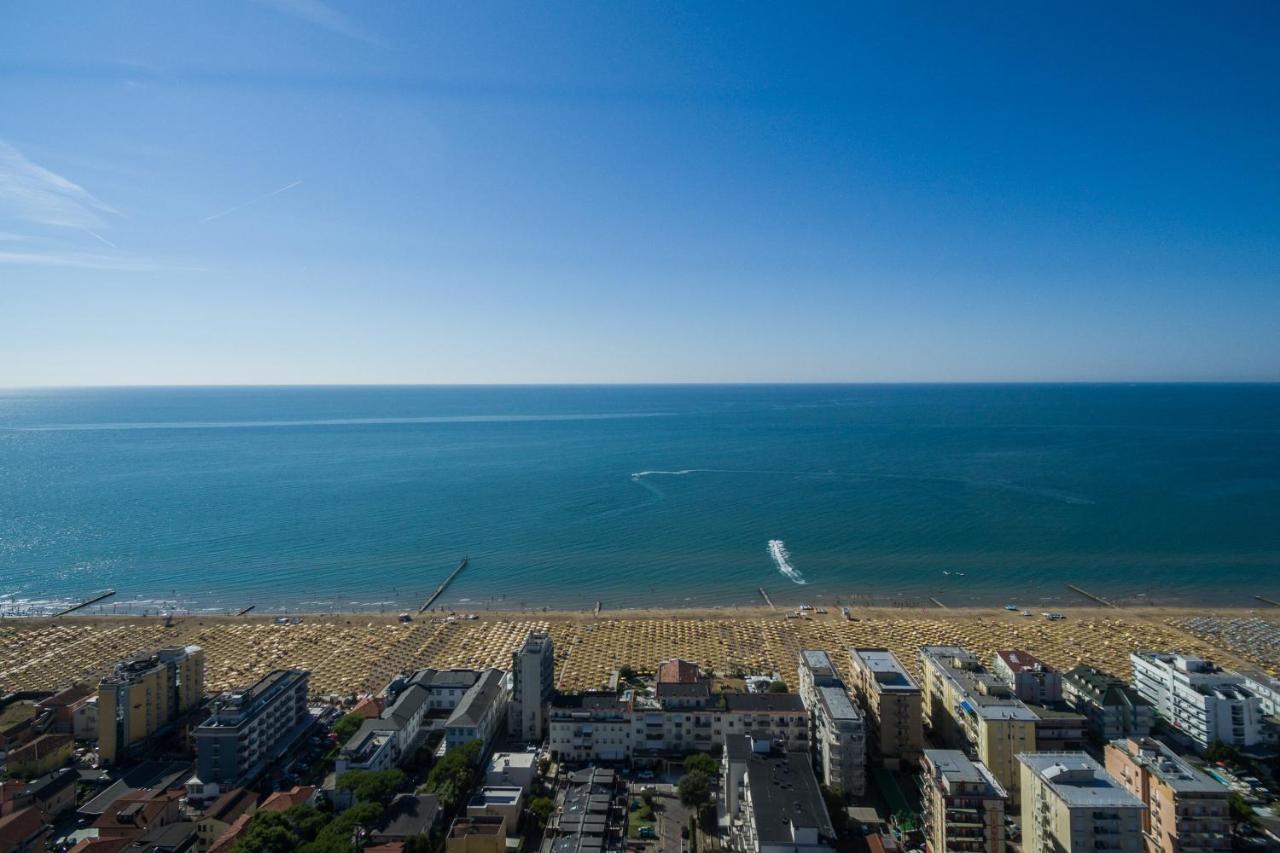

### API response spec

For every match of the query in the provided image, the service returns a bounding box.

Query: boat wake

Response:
[768,539,807,585]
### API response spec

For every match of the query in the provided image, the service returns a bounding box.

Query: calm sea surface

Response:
[1,385,1277,614]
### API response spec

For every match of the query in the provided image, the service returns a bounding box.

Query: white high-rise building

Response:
[1129,652,1264,750]
[509,632,555,742]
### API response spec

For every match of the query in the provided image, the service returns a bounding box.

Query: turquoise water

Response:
[1,385,1277,614]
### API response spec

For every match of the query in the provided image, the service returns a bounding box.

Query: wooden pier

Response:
[236,605,256,616]
[1066,584,1117,608]
[593,601,602,617]
[1255,595,1280,608]
[54,589,116,618]
[758,587,775,609]
[420,557,470,613]
[928,597,947,609]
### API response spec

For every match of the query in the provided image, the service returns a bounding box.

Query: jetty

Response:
[54,589,116,618]
[928,597,947,610]
[236,605,256,616]
[1066,584,1117,608]
[1255,595,1280,608]
[419,556,470,613]
[758,587,775,609]
[593,601,601,616]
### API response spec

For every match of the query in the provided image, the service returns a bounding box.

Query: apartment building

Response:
[848,648,923,769]
[509,632,555,742]
[194,669,310,790]
[723,734,835,853]
[97,645,205,765]
[1062,665,1155,741]
[920,645,1037,802]
[1018,752,1146,853]
[540,767,624,853]
[444,668,510,753]
[548,662,807,764]
[1104,737,1231,852]
[993,650,1062,704]
[919,750,1006,853]
[812,685,866,797]
[1130,652,1264,750]
[797,651,865,797]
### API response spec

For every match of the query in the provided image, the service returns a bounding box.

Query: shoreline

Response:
[5,584,1276,620]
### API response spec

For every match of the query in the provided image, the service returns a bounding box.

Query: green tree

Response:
[767,680,789,693]
[619,665,636,681]
[527,795,555,829]
[332,712,365,744]
[678,772,711,811]
[1205,740,1243,766]
[300,801,383,853]
[424,740,484,811]
[336,768,406,804]
[683,753,717,777]
[1228,792,1255,825]
[819,784,847,834]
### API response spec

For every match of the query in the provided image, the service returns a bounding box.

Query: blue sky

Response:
[1,2,1277,384]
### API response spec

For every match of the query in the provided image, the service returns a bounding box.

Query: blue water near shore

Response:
[1,385,1278,613]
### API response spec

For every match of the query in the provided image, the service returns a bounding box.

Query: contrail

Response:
[201,180,303,223]
[85,230,117,248]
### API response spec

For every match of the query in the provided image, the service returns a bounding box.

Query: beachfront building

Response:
[848,648,923,769]
[193,669,311,790]
[1062,665,1154,742]
[1238,669,1280,716]
[797,650,864,797]
[549,693,632,763]
[919,749,1007,853]
[1104,736,1232,852]
[337,680,432,775]
[992,650,1062,704]
[723,734,836,853]
[1018,752,1146,853]
[97,645,205,765]
[920,645,1037,803]
[1130,652,1264,750]
[444,668,510,753]
[548,660,808,764]
[509,632,555,743]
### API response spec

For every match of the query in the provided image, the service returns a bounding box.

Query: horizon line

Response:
[3,379,1279,392]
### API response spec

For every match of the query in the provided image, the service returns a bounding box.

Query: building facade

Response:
[194,669,310,789]
[1104,737,1232,853]
[1130,652,1264,750]
[1018,753,1146,853]
[848,649,923,770]
[920,645,1037,803]
[97,645,205,765]
[444,668,511,754]
[919,750,1006,853]
[1062,666,1155,742]
[993,650,1062,704]
[509,632,555,743]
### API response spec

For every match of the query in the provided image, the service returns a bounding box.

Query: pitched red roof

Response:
[657,659,701,684]
[259,785,315,813]
[995,649,1054,674]
[0,806,47,850]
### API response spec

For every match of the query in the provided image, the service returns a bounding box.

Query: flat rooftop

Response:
[1018,753,1145,809]
[816,684,861,722]
[1112,738,1227,795]
[852,648,919,692]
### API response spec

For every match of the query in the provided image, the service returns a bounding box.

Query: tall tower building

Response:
[509,632,554,742]
[98,645,205,764]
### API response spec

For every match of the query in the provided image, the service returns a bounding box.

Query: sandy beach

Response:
[2,605,1277,700]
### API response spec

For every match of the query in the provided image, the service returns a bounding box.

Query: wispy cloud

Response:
[200,179,303,223]
[0,141,119,230]
[254,0,383,46]
[0,250,158,271]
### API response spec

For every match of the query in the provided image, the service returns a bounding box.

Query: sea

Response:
[1,384,1277,615]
